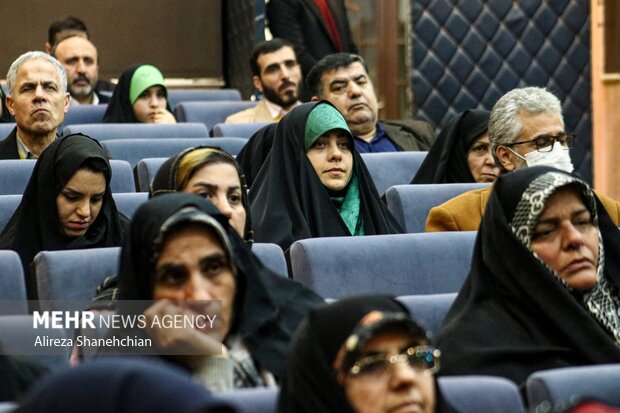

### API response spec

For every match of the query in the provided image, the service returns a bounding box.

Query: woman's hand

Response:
[153,109,177,124]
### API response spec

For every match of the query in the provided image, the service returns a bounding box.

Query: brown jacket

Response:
[426,186,620,232]
[225,100,275,124]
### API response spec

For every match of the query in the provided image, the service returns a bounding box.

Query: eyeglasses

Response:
[347,346,441,378]
[506,133,575,153]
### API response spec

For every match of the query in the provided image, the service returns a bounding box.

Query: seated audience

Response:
[0,133,129,298]
[436,166,620,387]
[235,122,277,187]
[278,295,456,413]
[426,87,620,231]
[112,193,323,391]
[16,358,237,412]
[306,53,434,153]
[225,38,301,123]
[151,146,252,243]
[250,101,403,253]
[103,64,176,124]
[0,51,70,159]
[412,109,498,183]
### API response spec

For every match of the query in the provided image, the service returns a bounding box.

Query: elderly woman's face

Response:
[183,163,246,238]
[341,331,436,413]
[530,186,599,291]
[153,226,235,336]
[306,130,353,191]
[467,133,499,183]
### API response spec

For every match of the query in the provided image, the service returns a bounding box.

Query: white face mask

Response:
[509,142,574,173]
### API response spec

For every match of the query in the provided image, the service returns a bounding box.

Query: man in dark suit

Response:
[306,53,434,153]
[52,36,110,105]
[267,0,357,100]
[0,52,70,159]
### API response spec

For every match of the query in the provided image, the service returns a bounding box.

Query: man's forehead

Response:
[56,37,97,58]
[323,62,368,82]
[258,46,296,67]
[16,59,61,82]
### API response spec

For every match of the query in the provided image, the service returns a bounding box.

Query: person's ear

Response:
[495,146,516,172]
[5,96,16,116]
[252,75,263,93]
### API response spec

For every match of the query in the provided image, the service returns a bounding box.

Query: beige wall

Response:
[592,0,620,199]
[0,0,222,82]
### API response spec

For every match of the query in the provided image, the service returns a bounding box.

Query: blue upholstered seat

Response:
[0,314,71,370]
[290,232,476,299]
[438,376,525,413]
[167,88,242,109]
[0,123,16,138]
[135,157,166,192]
[62,122,209,141]
[396,293,456,342]
[102,137,247,168]
[385,183,490,233]
[252,243,288,278]
[0,250,28,314]
[360,151,427,196]
[218,387,278,413]
[211,121,272,138]
[174,101,258,131]
[61,104,107,130]
[526,364,620,409]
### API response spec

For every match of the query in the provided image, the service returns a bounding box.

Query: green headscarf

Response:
[129,65,166,104]
[304,103,363,236]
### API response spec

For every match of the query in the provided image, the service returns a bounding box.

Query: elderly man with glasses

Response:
[425,86,620,232]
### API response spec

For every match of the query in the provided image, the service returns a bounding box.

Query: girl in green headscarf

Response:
[103,64,176,124]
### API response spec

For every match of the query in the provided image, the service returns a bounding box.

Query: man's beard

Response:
[70,76,94,100]
[261,81,298,109]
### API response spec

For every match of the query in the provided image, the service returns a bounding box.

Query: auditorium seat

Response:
[103,137,247,168]
[438,376,524,413]
[526,364,620,409]
[290,232,476,298]
[211,121,272,138]
[174,101,258,132]
[0,250,28,314]
[0,159,133,194]
[0,195,21,231]
[167,88,242,109]
[360,151,427,196]
[396,293,457,341]
[386,183,490,233]
[61,104,107,130]
[0,123,16,138]
[252,243,288,278]
[135,157,166,192]
[62,122,209,141]
[0,314,71,370]
[218,388,277,413]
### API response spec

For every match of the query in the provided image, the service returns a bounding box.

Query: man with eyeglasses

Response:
[426,86,620,232]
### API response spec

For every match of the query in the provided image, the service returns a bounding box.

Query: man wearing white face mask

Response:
[426,86,620,232]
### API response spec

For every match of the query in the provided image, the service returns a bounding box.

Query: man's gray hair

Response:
[6,51,68,95]
[489,86,564,166]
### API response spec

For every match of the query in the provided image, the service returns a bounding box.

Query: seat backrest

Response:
[109,160,136,192]
[0,160,36,195]
[438,376,524,413]
[211,121,272,138]
[0,314,71,370]
[61,104,108,129]
[112,192,149,219]
[0,194,22,232]
[386,183,490,233]
[251,243,288,277]
[34,246,121,311]
[174,101,257,131]
[0,250,28,314]
[0,123,16,138]
[167,88,242,109]
[62,122,209,141]
[217,387,278,413]
[526,364,620,408]
[290,232,476,298]
[396,293,457,342]
[135,157,167,192]
[360,152,427,196]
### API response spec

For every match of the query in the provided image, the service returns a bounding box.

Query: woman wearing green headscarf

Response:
[103,64,176,123]
[250,101,402,253]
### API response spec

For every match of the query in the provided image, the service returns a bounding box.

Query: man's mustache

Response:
[72,75,91,85]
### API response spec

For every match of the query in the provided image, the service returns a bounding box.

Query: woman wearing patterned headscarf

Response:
[250,101,402,253]
[436,166,620,386]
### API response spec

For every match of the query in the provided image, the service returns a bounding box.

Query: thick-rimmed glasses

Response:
[347,346,441,379]
[505,133,575,153]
